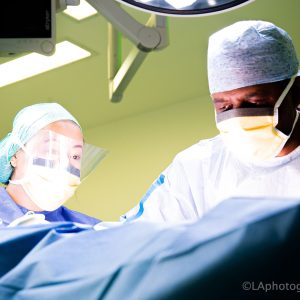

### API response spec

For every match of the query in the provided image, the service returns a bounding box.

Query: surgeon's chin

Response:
[6,183,44,212]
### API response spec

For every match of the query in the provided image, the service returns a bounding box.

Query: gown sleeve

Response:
[121,156,201,222]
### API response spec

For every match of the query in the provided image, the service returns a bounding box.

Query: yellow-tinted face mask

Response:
[216,76,298,161]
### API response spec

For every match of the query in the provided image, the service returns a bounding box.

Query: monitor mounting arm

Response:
[56,0,81,12]
[86,0,169,102]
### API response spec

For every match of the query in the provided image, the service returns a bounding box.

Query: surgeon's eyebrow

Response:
[212,98,224,103]
[213,91,269,102]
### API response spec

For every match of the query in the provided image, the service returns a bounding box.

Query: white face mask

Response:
[10,165,80,211]
[8,130,84,211]
[216,76,298,161]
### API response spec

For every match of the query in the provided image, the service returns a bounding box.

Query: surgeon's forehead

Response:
[40,133,84,148]
[212,80,287,102]
[43,120,83,141]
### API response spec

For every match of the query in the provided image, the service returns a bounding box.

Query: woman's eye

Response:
[72,155,81,160]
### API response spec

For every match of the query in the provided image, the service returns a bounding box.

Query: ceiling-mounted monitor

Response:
[0,0,55,56]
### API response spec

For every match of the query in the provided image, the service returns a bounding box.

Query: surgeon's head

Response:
[207,20,300,161]
[0,103,84,211]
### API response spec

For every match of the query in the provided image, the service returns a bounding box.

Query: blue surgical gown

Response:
[0,187,100,227]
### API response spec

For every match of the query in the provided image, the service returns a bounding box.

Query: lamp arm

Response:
[86,0,167,51]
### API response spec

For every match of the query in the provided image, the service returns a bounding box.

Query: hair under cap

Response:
[207,20,299,94]
[0,103,80,184]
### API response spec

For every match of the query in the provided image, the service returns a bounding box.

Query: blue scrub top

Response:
[0,187,101,228]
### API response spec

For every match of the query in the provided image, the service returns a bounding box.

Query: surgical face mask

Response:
[9,130,107,211]
[216,76,298,162]
[10,164,80,211]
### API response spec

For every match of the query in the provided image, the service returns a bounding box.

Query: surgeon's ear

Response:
[10,155,17,168]
[293,76,300,108]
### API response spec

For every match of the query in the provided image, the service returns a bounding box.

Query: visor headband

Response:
[32,158,81,178]
[216,107,274,123]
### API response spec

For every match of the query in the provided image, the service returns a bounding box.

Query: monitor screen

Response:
[0,1,52,38]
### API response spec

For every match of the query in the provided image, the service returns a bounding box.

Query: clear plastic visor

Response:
[21,130,107,180]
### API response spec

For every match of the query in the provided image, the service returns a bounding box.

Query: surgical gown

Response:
[0,187,100,227]
[123,135,300,222]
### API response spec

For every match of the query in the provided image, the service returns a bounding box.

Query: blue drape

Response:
[1,197,300,299]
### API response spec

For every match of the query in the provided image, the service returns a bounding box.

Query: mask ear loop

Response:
[213,102,220,126]
[290,112,300,135]
[8,135,33,185]
[273,75,297,126]
[272,75,299,157]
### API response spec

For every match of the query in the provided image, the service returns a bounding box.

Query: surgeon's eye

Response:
[218,104,232,112]
[248,100,270,107]
[72,154,81,161]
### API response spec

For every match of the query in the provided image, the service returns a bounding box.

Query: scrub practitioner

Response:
[0,103,105,227]
[123,20,300,222]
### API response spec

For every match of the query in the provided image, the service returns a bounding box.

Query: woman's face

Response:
[10,120,83,181]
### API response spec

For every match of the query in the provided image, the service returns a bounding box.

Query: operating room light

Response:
[137,0,198,9]
[207,0,217,5]
[116,0,254,16]
[63,0,97,20]
[0,41,91,88]
[164,0,198,9]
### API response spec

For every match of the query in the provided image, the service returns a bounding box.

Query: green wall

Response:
[66,95,218,221]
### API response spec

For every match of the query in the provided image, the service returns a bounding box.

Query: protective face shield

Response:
[9,130,107,211]
[216,75,299,162]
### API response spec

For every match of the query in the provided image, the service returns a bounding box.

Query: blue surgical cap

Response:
[0,103,80,184]
[207,20,299,94]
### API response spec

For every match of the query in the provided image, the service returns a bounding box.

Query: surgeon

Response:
[122,20,300,222]
[0,103,105,227]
